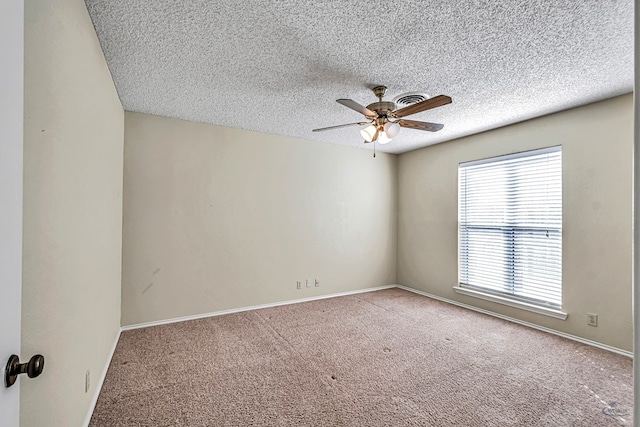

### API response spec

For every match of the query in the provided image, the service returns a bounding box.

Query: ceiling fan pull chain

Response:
[373,140,376,158]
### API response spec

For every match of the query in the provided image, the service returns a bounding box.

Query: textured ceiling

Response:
[85,0,633,154]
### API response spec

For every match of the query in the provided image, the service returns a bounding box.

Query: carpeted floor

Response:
[90,288,633,426]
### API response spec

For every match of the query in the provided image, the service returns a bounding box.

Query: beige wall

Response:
[398,94,633,352]
[22,0,124,425]
[122,112,397,326]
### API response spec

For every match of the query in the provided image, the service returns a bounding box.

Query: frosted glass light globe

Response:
[360,125,377,142]
[384,122,400,138]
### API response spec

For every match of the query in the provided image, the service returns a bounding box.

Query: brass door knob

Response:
[4,354,45,388]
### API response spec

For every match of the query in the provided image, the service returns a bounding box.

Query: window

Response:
[457,147,563,317]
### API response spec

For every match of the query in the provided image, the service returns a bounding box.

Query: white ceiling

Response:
[85,0,634,154]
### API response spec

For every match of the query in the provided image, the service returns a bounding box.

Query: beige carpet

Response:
[90,288,633,426]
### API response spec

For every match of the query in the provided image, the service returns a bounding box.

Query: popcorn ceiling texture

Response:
[85,0,633,154]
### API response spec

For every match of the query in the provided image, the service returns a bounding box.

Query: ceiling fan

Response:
[313,86,452,147]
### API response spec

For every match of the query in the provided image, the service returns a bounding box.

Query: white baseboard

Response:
[121,285,397,331]
[83,327,121,427]
[121,283,632,357]
[395,285,633,358]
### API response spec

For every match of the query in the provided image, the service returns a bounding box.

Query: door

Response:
[0,0,24,425]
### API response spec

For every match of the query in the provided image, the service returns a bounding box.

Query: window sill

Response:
[453,286,568,320]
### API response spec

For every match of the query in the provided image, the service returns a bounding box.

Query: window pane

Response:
[458,147,562,309]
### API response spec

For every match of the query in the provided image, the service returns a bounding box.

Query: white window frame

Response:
[454,146,567,320]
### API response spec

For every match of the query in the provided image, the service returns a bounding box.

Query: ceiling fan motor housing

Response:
[366,101,396,116]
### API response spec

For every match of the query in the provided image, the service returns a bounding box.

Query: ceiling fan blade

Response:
[312,122,369,132]
[391,95,452,118]
[397,119,444,132]
[336,99,377,118]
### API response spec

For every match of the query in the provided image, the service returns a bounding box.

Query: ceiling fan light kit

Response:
[313,85,452,153]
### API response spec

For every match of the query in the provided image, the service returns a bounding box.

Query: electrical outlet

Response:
[306,279,312,288]
[85,370,90,393]
[315,279,320,287]
[587,313,598,327]
[296,281,301,290]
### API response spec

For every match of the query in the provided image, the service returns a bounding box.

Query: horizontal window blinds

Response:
[458,147,562,309]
